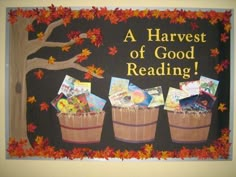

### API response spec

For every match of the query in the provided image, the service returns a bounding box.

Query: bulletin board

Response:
[5,4,233,161]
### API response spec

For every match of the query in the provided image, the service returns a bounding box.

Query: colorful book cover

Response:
[164,87,189,111]
[86,93,106,112]
[58,75,91,97]
[109,91,134,107]
[194,91,216,110]
[179,80,200,96]
[144,86,164,107]
[199,76,219,96]
[67,93,90,113]
[128,83,153,107]
[109,77,129,96]
[51,93,69,113]
[179,95,198,111]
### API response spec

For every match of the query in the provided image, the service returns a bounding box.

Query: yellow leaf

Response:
[27,96,36,104]
[81,48,91,57]
[48,56,56,64]
[37,32,44,40]
[218,103,227,112]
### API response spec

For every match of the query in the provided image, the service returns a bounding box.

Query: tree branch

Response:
[43,19,64,41]
[26,55,103,79]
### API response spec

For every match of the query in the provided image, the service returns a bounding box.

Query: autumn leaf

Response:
[63,16,71,26]
[214,64,224,74]
[76,55,88,63]
[81,48,92,57]
[27,96,37,104]
[190,22,199,30]
[37,32,44,40]
[62,45,71,52]
[220,33,229,42]
[224,23,231,33]
[176,16,186,24]
[221,59,230,69]
[67,31,80,40]
[26,24,35,32]
[210,48,219,57]
[27,123,37,133]
[40,102,49,111]
[84,72,93,80]
[218,103,227,112]
[48,56,56,64]
[74,37,84,45]
[34,69,44,80]
[108,46,118,56]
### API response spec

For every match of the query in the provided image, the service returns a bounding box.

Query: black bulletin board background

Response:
[25,13,230,152]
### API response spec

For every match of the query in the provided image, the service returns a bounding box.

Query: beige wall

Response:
[0,0,235,177]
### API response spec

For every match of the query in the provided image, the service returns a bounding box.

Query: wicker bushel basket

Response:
[112,107,159,143]
[167,111,212,143]
[57,111,105,144]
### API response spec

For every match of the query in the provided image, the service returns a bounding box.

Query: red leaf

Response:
[210,48,219,57]
[220,33,229,42]
[40,102,49,111]
[190,22,199,30]
[108,46,118,56]
[84,72,93,80]
[214,64,224,74]
[76,54,88,63]
[34,69,44,80]
[27,123,37,133]
[26,24,35,32]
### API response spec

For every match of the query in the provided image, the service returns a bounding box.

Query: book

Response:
[128,83,153,107]
[86,93,106,112]
[109,91,134,107]
[67,93,90,113]
[199,76,219,96]
[179,95,198,111]
[58,75,91,97]
[164,87,189,111]
[144,86,164,107]
[194,91,216,110]
[109,77,129,96]
[179,80,200,96]
[51,93,69,113]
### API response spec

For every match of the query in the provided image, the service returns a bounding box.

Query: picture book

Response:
[86,93,106,112]
[128,83,153,107]
[51,93,69,113]
[58,75,91,97]
[179,80,200,96]
[194,91,217,110]
[109,91,134,107]
[199,76,219,96]
[144,86,164,107]
[164,87,189,111]
[109,77,129,96]
[67,93,90,113]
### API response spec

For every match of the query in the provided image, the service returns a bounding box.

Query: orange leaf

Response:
[48,56,56,64]
[95,67,104,77]
[210,48,219,57]
[27,96,37,104]
[34,69,44,80]
[26,24,35,32]
[218,103,227,112]
[37,32,44,40]
[40,102,49,111]
[27,123,37,133]
[108,46,118,56]
[224,23,231,33]
[214,64,224,74]
[62,45,71,52]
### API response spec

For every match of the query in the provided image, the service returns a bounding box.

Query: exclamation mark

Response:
[194,62,198,75]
